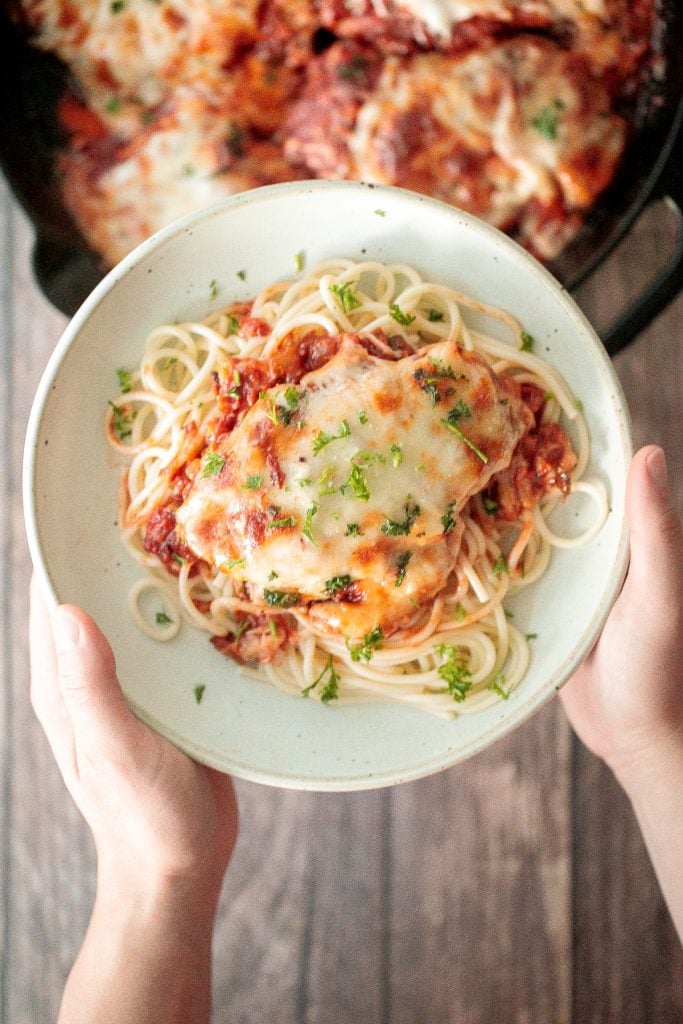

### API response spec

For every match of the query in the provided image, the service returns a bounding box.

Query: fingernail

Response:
[646,447,668,494]
[52,608,81,653]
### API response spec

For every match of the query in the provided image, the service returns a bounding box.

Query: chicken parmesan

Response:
[17,0,655,269]
[107,260,608,715]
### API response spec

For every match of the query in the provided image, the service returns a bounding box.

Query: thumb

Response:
[625,446,683,602]
[51,606,142,754]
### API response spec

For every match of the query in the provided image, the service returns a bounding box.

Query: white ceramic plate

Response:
[24,181,631,790]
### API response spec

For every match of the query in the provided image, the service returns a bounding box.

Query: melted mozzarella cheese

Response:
[177,336,529,635]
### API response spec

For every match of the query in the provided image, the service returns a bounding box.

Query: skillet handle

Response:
[600,137,683,357]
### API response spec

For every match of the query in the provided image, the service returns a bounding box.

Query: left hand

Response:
[29,575,238,899]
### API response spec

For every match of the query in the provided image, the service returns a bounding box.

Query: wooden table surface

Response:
[1,174,682,1024]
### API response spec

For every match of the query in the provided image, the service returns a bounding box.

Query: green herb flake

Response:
[105,96,122,114]
[526,633,538,641]
[531,98,565,141]
[395,550,412,587]
[237,269,247,281]
[381,497,420,537]
[345,522,362,536]
[116,367,132,393]
[201,451,226,478]
[268,619,278,639]
[303,501,319,543]
[108,401,134,440]
[491,554,509,576]
[267,570,279,581]
[441,502,457,534]
[294,251,305,273]
[329,281,361,314]
[337,54,367,81]
[427,308,445,322]
[209,279,219,301]
[340,464,370,502]
[243,475,262,490]
[390,444,403,468]
[374,208,386,217]
[358,410,368,425]
[440,407,488,464]
[266,515,297,530]
[346,625,384,663]
[302,654,340,703]
[482,496,499,515]
[389,303,415,327]
[575,396,584,412]
[434,643,472,702]
[263,589,300,608]
[155,610,172,625]
[224,558,246,571]
[454,603,467,622]
[544,390,556,401]
[520,331,535,352]
[171,553,186,567]
[324,574,352,595]
[488,672,510,700]
[312,419,350,454]
[110,0,125,12]
[193,684,206,704]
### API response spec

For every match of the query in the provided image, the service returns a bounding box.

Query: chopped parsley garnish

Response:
[434,643,472,702]
[105,96,122,115]
[340,464,371,502]
[297,476,312,488]
[116,367,132,393]
[390,444,403,468]
[482,496,499,515]
[531,98,565,141]
[268,570,279,581]
[441,502,457,534]
[389,303,415,327]
[440,404,488,464]
[303,501,319,543]
[224,558,246,571]
[381,497,420,537]
[395,551,412,587]
[295,251,305,272]
[454,603,467,622]
[345,522,362,536]
[491,554,509,575]
[544,391,556,401]
[284,386,301,407]
[346,625,384,663]
[269,619,278,639]
[329,281,361,314]
[337,54,367,81]
[226,314,240,335]
[263,589,300,608]
[488,672,510,700]
[108,401,134,440]
[209,279,219,301]
[110,0,125,12]
[526,633,538,641]
[324,574,352,595]
[575,396,584,412]
[155,610,172,625]
[237,269,247,281]
[201,451,225,478]
[520,331,535,352]
[374,209,386,217]
[358,410,368,425]
[171,553,186,566]
[225,370,242,399]
[301,655,340,703]
[413,361,463,406]
[427,308,445,322]
[312,419,350,454]
[243,475,262,490]
[266,515,297,530]
[352,449,384,469]
[193,684,206,704]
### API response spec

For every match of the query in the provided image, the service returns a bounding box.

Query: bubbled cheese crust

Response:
[176,336,530,636]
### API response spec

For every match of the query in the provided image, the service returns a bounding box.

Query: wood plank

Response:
[572,204,683,1020]
[388,700,572,1024]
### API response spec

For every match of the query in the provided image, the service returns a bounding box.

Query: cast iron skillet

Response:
[1,3,681,354]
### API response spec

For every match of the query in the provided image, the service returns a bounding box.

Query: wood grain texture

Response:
[1,176,682,1023]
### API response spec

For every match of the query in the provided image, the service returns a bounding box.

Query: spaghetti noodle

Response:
[107,259,607,717]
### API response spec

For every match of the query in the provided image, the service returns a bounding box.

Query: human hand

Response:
[560,445,683,786]
[29,576,238,902]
